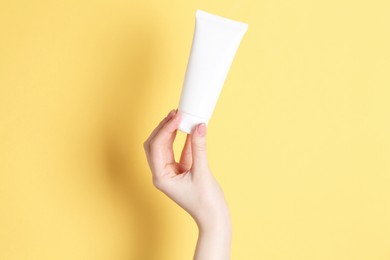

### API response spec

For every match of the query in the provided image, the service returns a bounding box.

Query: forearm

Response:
[194,211,232,260]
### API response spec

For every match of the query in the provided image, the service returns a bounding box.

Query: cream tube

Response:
[178,10,248,134]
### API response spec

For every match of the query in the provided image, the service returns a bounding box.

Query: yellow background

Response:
[1,0,389,259]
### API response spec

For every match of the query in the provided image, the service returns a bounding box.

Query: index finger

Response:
[149,113,181,173]
[150,112,181,148]
[144,109,176,152]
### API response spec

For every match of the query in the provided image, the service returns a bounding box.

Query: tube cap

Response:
[178,110,209,134]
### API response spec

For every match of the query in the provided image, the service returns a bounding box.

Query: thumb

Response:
[191,123,209,171]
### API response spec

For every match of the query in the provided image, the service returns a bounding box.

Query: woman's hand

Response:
[143,109,231,260]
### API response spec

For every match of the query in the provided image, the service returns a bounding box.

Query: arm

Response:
[194,206,231,260]
[143,109,232,260]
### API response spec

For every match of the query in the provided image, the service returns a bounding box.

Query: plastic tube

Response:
[178,10,248,134]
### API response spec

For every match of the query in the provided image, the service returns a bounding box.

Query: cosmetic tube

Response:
[178,10,248,134]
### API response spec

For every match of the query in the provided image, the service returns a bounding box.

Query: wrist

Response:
[194,209,232,260]
[196,205,232,234]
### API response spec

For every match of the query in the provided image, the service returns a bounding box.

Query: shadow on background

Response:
[101,23,165,260]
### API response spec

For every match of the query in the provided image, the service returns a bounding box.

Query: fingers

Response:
[179,134,192,171]
[144,109,176,154]
[144,110,176,169]
[149,111,181,173]
[191,123,209,172]
[150,112,181,148]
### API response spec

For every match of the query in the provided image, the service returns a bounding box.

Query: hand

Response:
[143,109,231,260]
[143,109,230,228]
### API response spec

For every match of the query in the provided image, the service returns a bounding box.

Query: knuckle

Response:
[149,138,158,148]
[195,142,207,151]
[143,140,149,150]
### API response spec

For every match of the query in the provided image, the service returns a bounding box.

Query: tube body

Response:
[178,10,248,134]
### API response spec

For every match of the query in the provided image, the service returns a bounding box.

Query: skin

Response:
[143,109,232,260]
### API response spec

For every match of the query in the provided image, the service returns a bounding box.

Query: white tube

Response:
[178,10,248,134]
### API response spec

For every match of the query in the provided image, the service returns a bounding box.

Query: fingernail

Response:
[197,123,206,136]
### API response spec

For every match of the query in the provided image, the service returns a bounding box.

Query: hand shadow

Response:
[101,25,167,260]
